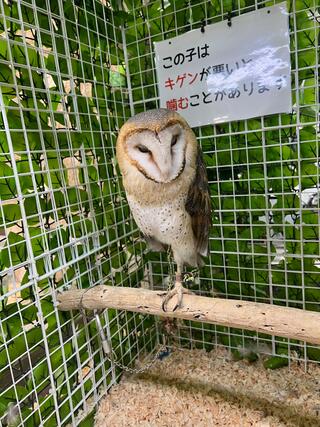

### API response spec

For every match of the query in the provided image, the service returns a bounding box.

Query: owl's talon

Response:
[162,281,193,312]
[161,289,177,312]
[172,304,180,312]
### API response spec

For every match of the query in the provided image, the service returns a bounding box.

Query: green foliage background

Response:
[0,0,318,425]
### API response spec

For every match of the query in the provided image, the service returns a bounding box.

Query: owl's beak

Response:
[160,161,173,182]
[154,149,172,181]
[161,169,171,181]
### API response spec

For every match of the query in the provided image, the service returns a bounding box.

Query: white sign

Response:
[154,3,292,127]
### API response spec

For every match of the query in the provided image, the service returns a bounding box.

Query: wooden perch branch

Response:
[57,285,320,345]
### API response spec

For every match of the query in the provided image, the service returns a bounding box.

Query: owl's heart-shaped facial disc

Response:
[125,124,186,183]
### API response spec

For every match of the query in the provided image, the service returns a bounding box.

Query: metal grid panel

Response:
[0,1,157,426]
[123,0,320,367]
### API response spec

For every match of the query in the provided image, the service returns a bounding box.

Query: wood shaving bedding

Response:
[95,348,320,426]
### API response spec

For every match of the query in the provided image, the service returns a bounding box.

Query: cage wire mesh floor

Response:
[0,0,319,426]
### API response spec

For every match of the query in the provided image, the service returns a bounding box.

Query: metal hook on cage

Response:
[94,310,113,357]
[200,20,206,33]
[78,287,112,357]
[227,12,232,27]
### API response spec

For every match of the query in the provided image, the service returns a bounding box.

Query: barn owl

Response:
[116,109,212,311]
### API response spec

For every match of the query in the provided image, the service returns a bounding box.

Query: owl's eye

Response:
[171,135,178,147]
[137,145,150,154]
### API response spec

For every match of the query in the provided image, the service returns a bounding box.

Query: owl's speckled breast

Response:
[127,194,191,246]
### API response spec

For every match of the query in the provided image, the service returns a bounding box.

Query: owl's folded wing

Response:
[185,147,212,257]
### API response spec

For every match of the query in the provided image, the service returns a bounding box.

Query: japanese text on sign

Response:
[162,44,210,68]
[154,2,291,127]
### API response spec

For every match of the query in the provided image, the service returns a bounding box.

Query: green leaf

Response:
[0,63,14,85]
[78,411,95,427]
[1,203,21,223]
[307,347,320,362]
[110,66,126,87]
[0,232,27,267]
[300,163,319,188]
[27,361,49,390]
[263,356,289,369]
[45,158,67,189]
[50,343,73,370]
[0,37,10,58]
[0,386,28,414]
[16,161,35,192]
[29,228,46,257]
[0,164,17,200]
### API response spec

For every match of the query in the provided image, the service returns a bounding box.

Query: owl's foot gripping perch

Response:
[162,274,193,312]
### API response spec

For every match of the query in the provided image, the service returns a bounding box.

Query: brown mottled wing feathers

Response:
[185,147,212,257]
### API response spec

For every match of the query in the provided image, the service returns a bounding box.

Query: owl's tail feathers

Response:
[197,254,206,268]
[196,234,209,258]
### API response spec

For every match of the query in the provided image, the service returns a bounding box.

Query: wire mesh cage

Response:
[0,0,319,426]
